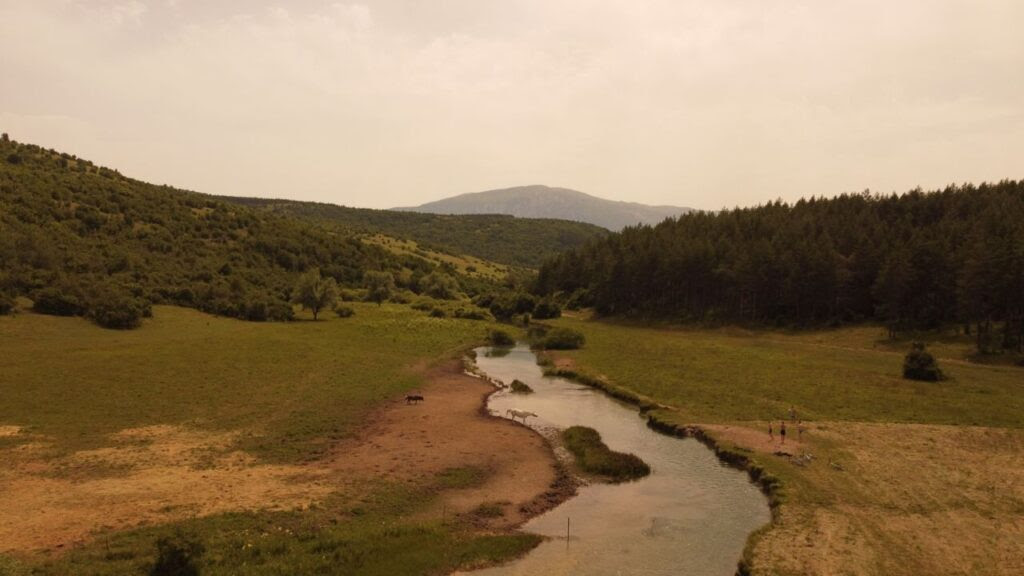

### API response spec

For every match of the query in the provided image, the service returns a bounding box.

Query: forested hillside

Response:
[0,136,448,323]
[536,182,1024,352]
[218,196,607,269]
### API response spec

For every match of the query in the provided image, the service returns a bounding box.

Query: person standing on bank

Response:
[780,421,787,445]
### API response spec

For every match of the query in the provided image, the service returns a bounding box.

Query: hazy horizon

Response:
[2,1,1022,211]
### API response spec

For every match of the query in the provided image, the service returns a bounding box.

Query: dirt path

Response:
[0,359,560,555]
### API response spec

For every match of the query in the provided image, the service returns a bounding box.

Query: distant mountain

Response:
[395,185,692,230]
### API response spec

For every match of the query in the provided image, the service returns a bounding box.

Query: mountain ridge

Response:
[394,185,692,230]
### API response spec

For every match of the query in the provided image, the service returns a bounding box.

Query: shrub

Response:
[364,271,395,305]
[488,329,515,346]
[32,286,86,316]
[389,291,411,304]
[532,299,561,320]
[453,308,488,320]
[0,293,15,315]
[562,426,650,482]
[87,289,148,329]
[241,300,269,322]
[267,301,294,322]
[903,342,945,381]
[509,379,533,394]
[151,531,204,576]
[429,308,446,318]
[338,288,362,302]
[541,327,585,350]
[419,271,461,300]
[334,304,355,318]
[565,288,592,311]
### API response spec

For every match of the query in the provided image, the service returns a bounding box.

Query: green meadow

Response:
[0,303,493,461]
[0,304,543,575]
[547,317,1024,427]
[543,316,1024,576]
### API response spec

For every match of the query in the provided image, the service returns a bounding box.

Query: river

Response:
[463,344,770,576]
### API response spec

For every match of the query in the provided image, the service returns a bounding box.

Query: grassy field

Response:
[0,303,492,461]
[544,316,1024,576]
[546,318,1024,427]
[0,304,540,575]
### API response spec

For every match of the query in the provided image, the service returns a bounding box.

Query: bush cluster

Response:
[540,327,585,350]
[562,426,650,482]
[903,342,945,381]
[473,291,562,322]
[488,329,515,347]
[0,293,15,315]
[32,280,153,329]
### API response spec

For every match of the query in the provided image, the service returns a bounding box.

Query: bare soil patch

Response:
[325,360,560,529]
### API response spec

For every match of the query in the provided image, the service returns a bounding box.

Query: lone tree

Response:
[903,342,945,381]
[364,270,395,306]
[291,269,338,320]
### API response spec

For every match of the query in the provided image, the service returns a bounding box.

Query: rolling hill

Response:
[216,196,607,269]
[394,185,692,230]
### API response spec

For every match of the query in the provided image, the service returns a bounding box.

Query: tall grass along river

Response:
[465,344,770,576]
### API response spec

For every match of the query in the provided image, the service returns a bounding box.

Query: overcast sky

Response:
[1,1,1021,210]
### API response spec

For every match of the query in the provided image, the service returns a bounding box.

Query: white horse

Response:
[506,408,538,423]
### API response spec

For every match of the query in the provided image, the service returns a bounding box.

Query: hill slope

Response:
[216,196,606,269]
[0,136,460,322]
[395,185,692,230]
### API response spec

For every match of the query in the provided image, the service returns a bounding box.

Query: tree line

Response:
[535,181,1024,353]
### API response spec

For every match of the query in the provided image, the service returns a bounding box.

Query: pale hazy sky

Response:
[1,1,1021,210]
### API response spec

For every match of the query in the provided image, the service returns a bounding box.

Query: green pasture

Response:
[0,303,495,461]
[547,318,1024,428]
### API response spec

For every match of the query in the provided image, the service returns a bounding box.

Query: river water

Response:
[465,344,770,576]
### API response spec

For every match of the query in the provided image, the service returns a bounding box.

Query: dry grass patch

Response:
[0,425,330,555]
[706,422,1024,576]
